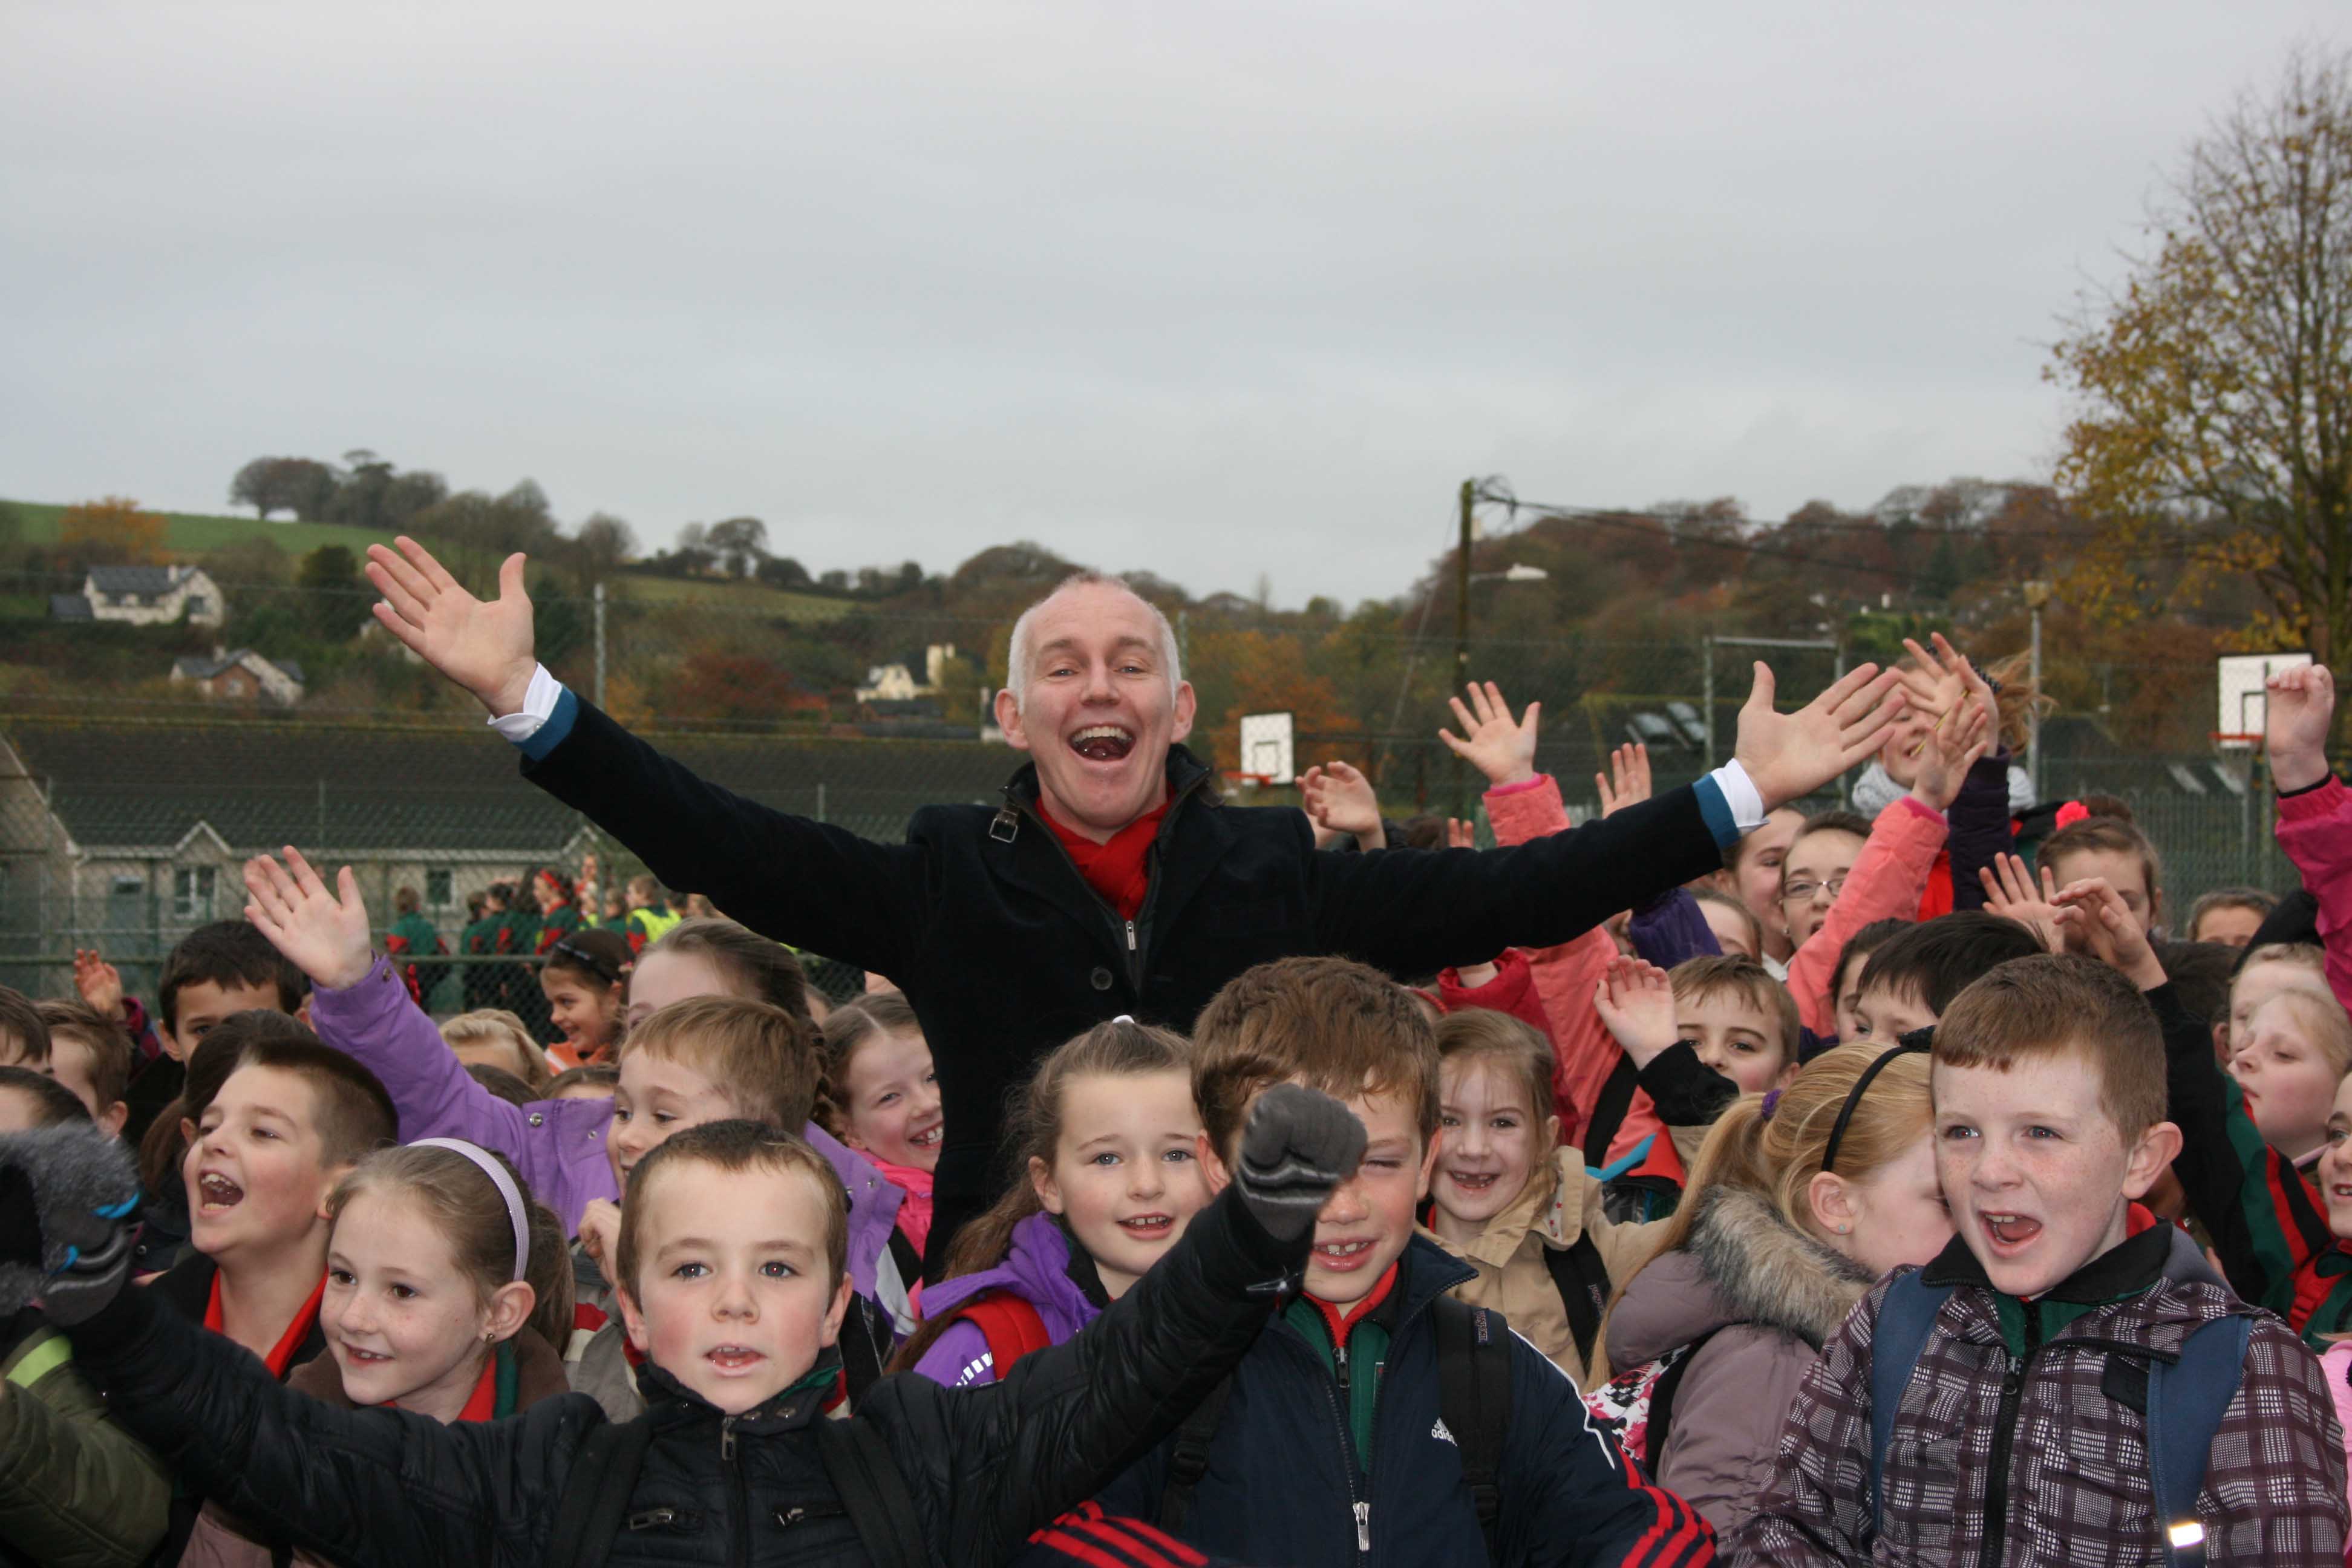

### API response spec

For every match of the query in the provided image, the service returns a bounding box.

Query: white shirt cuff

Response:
[1706,759,1768,834]
[486,664,563,742]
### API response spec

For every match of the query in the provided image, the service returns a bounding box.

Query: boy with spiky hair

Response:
[1096,954,1712,1568]
[1729,953,2346,1566]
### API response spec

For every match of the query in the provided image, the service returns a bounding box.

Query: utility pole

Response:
[1454,479,1475,815]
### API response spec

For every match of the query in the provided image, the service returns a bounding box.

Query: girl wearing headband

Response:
[538,927,633,1070]
[184,1138,577,1567]
[317,1139,575,1413]
[1581,1039,1945,1536]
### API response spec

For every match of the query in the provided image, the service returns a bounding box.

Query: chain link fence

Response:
[0,564,2302,1018]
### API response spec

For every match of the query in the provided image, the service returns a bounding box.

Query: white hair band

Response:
[411,1138,529,1283]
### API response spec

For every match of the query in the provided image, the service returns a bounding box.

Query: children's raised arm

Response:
[2269,665,2352,1016]
[245,846,618,1230]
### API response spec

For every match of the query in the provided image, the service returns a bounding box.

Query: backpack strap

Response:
[1581,1059,1639,1165]
[1541,1233,1610,1368]
[2143,1312,2252,1567]
[1867,1272,1953,1537]
[1431,1295,1514,1567]
[814,1417,933,1568]
[953,1293,1056,1378]
[886,1226,925,1296]
[1640,1326,1725,1471]
[1155,1377,1235,1534]
[544,1415,656,1568]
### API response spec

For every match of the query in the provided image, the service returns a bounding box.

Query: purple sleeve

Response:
[1628,887,1719,969]
[909,1320,997,1387]
[1944,750,2015,913]
[307,956,619,1231]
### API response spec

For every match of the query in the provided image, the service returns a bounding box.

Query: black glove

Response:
[1233,1084,1367,1242]
[0,1125,141,1326]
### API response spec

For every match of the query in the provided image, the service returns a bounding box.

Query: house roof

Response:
[171,649,304,685]
[0,711,1022,855]
[48,595,93,621]
[87,565,194,595]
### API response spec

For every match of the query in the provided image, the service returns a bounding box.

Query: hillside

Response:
[3,499,403,560]
[1,498,851,620]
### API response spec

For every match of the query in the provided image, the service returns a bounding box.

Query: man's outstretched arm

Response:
[365,538,929,976]
[1316,662,1906,976]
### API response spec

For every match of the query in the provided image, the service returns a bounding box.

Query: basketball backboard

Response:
[2216,652,2313,737]
[1238,711,1296,785]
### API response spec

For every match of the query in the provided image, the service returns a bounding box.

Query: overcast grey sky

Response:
[4,2,2342,606]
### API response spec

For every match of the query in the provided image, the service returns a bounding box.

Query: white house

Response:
[51,566,226,627]
[855,643,957,705]
[169,647,305,707]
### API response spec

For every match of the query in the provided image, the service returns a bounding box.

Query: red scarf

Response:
[1039,799,1168,922]
[206,1271,327,1380]
[874,1157,935,1257]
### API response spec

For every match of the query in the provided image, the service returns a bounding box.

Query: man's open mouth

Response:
[1070,725,1135,763]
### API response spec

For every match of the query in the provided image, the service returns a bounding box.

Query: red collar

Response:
[455,1350,500,1422]
[205,1270,327,1380]
[391,1348,500,1422]
[1304,1259,1400,1347]
[1038,797,1168,922]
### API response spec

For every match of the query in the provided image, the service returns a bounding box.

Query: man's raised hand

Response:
[1438,681,1540,789]
[243,847,377,992]
[1734,661,1906,811]
[2266,663,2335,794]
[364,537,538,717]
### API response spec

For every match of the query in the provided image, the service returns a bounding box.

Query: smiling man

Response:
[364,538,1904,1268]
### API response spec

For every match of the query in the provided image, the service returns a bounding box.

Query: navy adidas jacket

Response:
[1093,1236,1715,1568]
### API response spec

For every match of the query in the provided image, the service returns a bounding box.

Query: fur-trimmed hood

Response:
[1604,1184,1876,1371]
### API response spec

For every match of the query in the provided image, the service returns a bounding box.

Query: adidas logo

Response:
[1430,1418,1457,1447]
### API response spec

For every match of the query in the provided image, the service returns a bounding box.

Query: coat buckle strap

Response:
[988,808,1021,843]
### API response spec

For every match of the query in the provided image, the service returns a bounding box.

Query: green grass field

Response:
[3,498,854,619]
[4,498,405,560]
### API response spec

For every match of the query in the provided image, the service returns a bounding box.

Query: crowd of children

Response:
[7,612,2352,1566]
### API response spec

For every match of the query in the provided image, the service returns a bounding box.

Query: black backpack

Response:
[546,1410,933,1568]
[1158,1295,1515,1565]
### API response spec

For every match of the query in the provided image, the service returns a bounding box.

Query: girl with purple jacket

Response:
[898,1020,1212,1387]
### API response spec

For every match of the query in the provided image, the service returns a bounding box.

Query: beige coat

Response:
[1423,1145,1673,1387]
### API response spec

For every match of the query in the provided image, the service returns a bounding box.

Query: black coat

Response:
[521,697,1729,1257]
[68,1186,1303,1568]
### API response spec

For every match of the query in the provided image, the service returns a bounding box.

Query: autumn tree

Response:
[59,496,166,566]
[2051,45,2352,658]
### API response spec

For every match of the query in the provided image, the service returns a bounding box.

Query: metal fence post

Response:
[1700,636,1714,769]
[594,580,607,710]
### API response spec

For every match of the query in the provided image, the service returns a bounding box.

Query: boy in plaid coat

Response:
[1729,953,2346,1566]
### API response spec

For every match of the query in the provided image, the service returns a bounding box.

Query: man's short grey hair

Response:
[1003,571,1184,712]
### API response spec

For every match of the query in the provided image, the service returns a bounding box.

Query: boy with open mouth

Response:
[1730,953,2345,1566]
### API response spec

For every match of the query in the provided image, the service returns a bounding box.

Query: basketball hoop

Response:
[1221,771,1273,794]
[2210,732,2261,753]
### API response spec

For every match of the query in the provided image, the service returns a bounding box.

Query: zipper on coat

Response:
[1975,1353,2025,1568]
[1008,771,1201,997]
[1315,1371,1370,1560]
[1335,1341,1351,1392]
[720,1415,749,1568]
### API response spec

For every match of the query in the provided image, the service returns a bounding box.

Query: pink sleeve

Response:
[1485,776,1637,1151]
[1785,797,1949,1036]
[2277,777,2352,1016]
